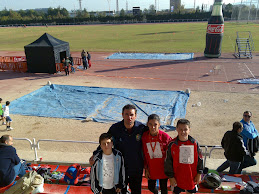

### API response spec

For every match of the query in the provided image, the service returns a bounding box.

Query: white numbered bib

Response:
[179,145,194,164]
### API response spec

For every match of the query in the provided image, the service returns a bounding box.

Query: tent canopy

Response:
[24,33,70,74]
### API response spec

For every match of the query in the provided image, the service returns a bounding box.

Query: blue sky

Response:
[0,0,236,12]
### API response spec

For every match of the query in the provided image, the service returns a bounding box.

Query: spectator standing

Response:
[90,133,126,194]
[142,114,172,194]
[0,135,26,187]
[0,98,3,124]
[63,57,71,76]
[69,55,75,73]
[90,104,147,194]
[87,52,91,68]
[81,49,88,70]
[81,49,86,59]
[216,122,248,174]
[238,111,258,173]
[164,119,203,194]
[3,101,13,130]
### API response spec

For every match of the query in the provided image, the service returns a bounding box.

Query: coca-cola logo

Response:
[207,24,224,34]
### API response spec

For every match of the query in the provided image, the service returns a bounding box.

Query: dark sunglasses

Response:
[243,115,251,118]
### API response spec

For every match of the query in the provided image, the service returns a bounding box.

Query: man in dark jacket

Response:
[0,135,25,186]
[216,122,249,174]
[90,104,147,194]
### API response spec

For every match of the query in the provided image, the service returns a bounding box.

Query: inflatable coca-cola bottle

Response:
[204,0,224,58]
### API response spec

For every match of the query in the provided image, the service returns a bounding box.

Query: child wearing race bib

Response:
[164,119,203,194]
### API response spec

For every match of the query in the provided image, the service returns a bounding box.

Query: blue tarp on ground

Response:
[238,78,259,84]
[106,52,194,60]
[10,85,189,130]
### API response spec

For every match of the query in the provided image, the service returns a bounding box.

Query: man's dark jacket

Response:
[222,130,247,162]
[108,120,146,176]
[0,143,20,186]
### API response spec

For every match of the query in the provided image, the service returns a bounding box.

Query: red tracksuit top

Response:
[142,130,172,180]
[164,136,203,190]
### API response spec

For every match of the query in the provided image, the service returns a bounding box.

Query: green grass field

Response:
[0,22,258,53]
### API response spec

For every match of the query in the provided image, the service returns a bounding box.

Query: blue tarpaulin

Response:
[10,85,189,130]
[106,52,194,60]
[238,78,259,84]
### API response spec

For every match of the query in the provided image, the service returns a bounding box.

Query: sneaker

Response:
[2,122,6,125]
[7,127,13,131]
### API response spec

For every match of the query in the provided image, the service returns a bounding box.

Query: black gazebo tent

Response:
[24,33,70,74]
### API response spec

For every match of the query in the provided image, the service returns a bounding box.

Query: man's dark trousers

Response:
[121,174,143,194]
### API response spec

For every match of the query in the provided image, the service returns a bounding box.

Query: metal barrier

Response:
[13,137,223,165]
[200,145,223,168]
[0,61,27,72]
[13,137,99,161]
[0,18,221,28]
[13,137,33,149]
[209,145,223,158]
[35,139,99,161]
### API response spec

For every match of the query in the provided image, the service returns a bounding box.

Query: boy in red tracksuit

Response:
[164,119,203,194]
[142,114,172,194]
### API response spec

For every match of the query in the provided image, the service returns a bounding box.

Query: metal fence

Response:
[13,137,222,167]
[0,19,211,28]
[13,137,99,162]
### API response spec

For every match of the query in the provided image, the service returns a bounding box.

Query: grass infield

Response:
[1,22,258,53]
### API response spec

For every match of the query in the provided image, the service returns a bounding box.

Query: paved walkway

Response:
[1,51,259,94]
[80,52,259,93]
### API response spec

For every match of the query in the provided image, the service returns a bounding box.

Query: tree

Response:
[149,4,156,14]
[143,8,148,15]
[77,8,89,18]
[8,10,22,20]
[120,8,125,16]
[224,3,233,13]
[60,8,69,17]
[196,6,200,12]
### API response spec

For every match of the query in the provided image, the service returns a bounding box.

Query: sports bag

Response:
[4,171,44,194]
[64,163,82,185]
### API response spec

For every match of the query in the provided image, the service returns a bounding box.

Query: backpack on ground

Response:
[64,163,82,185]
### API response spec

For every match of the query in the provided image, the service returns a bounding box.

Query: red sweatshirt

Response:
[142,130,172,180]
[164,136,203,190]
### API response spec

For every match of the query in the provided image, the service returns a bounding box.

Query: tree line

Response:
[0,4,235,25]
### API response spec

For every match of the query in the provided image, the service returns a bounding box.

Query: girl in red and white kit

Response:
[142,114,172,194]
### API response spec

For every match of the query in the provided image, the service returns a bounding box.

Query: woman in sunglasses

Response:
[238,111,258,173]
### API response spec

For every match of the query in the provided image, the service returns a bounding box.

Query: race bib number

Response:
[179,145,194,164]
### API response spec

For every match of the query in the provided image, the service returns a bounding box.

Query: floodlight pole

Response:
[116,0,119,13]
[79,0,82,10]
[247,0,252,23]
[256,0,259,20]
[107,0,111,15]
